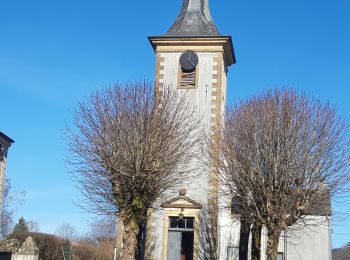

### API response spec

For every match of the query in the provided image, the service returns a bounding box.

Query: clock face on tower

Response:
[179,50,199,71]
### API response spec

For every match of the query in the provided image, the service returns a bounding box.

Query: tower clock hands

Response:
[188,53,196,68]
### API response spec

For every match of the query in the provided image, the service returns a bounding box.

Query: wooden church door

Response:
[167,231,182,260]
[167,217,194,260]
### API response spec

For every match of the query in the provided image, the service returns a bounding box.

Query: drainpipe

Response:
[327,216,331,260]
[284,229,287,260]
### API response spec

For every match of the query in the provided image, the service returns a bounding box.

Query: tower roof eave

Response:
[0,132,14,144]
[148,35,236,66]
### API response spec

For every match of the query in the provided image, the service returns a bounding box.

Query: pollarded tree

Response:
[66,82,202,260]
[212,88,350,260]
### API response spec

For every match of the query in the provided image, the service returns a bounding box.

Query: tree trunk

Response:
[251,223,261,260]
[122,219,139,260]
[239,219,250,260]
[136,220,147,260]
[266,229,282,260]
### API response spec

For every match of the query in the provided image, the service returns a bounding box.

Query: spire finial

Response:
[165,0,220,37]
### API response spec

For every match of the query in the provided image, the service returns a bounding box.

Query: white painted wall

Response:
[217,208,240,260]
[159,51,220,203]
[150,50,226,260]
[217,213,331,260]
[12,255,39,260]
[284,216,331,260]
[149,207,165,260]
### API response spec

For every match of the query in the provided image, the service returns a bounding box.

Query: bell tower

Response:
[147,0,235,259]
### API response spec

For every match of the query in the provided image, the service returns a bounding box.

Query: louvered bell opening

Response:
[180,68,196,88]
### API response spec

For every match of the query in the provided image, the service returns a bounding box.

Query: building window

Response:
[276,252,284,260]
[231,196,241,215]
[169,217,194,231]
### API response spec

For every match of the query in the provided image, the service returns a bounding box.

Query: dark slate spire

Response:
[165,0,220,37]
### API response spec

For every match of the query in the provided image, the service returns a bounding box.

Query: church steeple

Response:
[165,0,220,37]
[144,2,236,259]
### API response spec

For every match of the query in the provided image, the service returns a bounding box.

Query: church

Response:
[118,0,332,259]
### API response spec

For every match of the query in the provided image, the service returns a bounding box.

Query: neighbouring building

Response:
[117,0,332,259]
[333,244,350,260]
[0,131,14,240]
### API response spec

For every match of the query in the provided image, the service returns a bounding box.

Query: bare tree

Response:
[72,218,117,260]
[66,82,202,259]
[56,223,77,241]
[55,222,115,260]
[0,178,25,238]
[27,220,40,232]
[0,179,13,238]
[212,88,350,260]
[88,217,116,244]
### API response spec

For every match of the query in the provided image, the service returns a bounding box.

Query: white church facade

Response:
[118,0,332,259]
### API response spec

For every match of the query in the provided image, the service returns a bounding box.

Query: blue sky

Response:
[1,0,349,247]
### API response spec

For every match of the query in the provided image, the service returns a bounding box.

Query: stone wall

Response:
[0,238,21,253]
